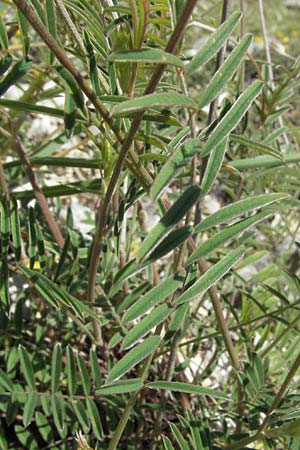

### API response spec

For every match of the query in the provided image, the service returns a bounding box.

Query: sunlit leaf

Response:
[107,336,160,382]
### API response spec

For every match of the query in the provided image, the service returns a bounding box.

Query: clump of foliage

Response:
[0,0,300,449]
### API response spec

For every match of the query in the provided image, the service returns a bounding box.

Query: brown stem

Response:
[13,137,65,248]
[0,162,9,195]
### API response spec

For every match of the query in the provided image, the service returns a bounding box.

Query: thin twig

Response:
[207,0,230,124]
[258,0,289,145]
[13,137,65,248]
[54,0,85,54]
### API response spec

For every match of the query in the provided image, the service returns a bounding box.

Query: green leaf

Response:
[35,412,54,442]
[64,91,76,139]
[111,93,198,117]
[117,281,150,313]
[195,193,288,233]
[188,211,272,265]
[96,378,143,395]
[77,354,90,395]
[107,336,160,382]
[137,185,201,262]
[165,302,189,341]
[51,394,65,435]
[0,59,32,98]
[13,178,102,200]
[150,138,202,199]
[0,260,9,317]
[15,425,39,448]
[186,11,241,74]
[145,226,192,263]
[199,34,252,109]
[163,435,176,450]
[84,30,101,96]
[0,369,14,392]
[146,381,228,400]
[0,54,13,77]
[54,233,70,282]
[30,0,46,24]
[169,423,190,450]
[113,259,140,285]
[122,304,172,349]
[123,270,185,323]
[229,153,300,171]
[90,349,102,389]
[73,400,90,434]
[108,48,184,68]
[10,198,21,262]
[45,0,57,65]
[28,207,36,269]
[23,391,37,428]
[19,265,100,321]
[86,399,103,440]
[178,248,244,303]
[109,332,124,350]
[0,15,8,50]
[200,138,227,197]
[187,410,204,450]
[55,66,85,111]
[1,194,9,257]
[203,80,263,157]
[51,344,62,394]
[18,346,35,391]
[230,134,283,159]
[0,98,65,117]
[66,346,77,396]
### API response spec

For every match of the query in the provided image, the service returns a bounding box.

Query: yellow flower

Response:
[254,36,264,45]
[25,261,41,270]
[275,31,284,38]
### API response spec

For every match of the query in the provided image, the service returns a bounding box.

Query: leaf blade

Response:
[198,34,252,109]
[195,193,289,232]
[203,80,263,157]
[146,381,228,400]
[107,336,160,382]
[186,11,241,74]
[111,93,198,117]
[178,248,244,303]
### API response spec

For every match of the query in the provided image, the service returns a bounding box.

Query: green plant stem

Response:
[87,0,198,342]
[107,342,159,450]
[197,256,240,372]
